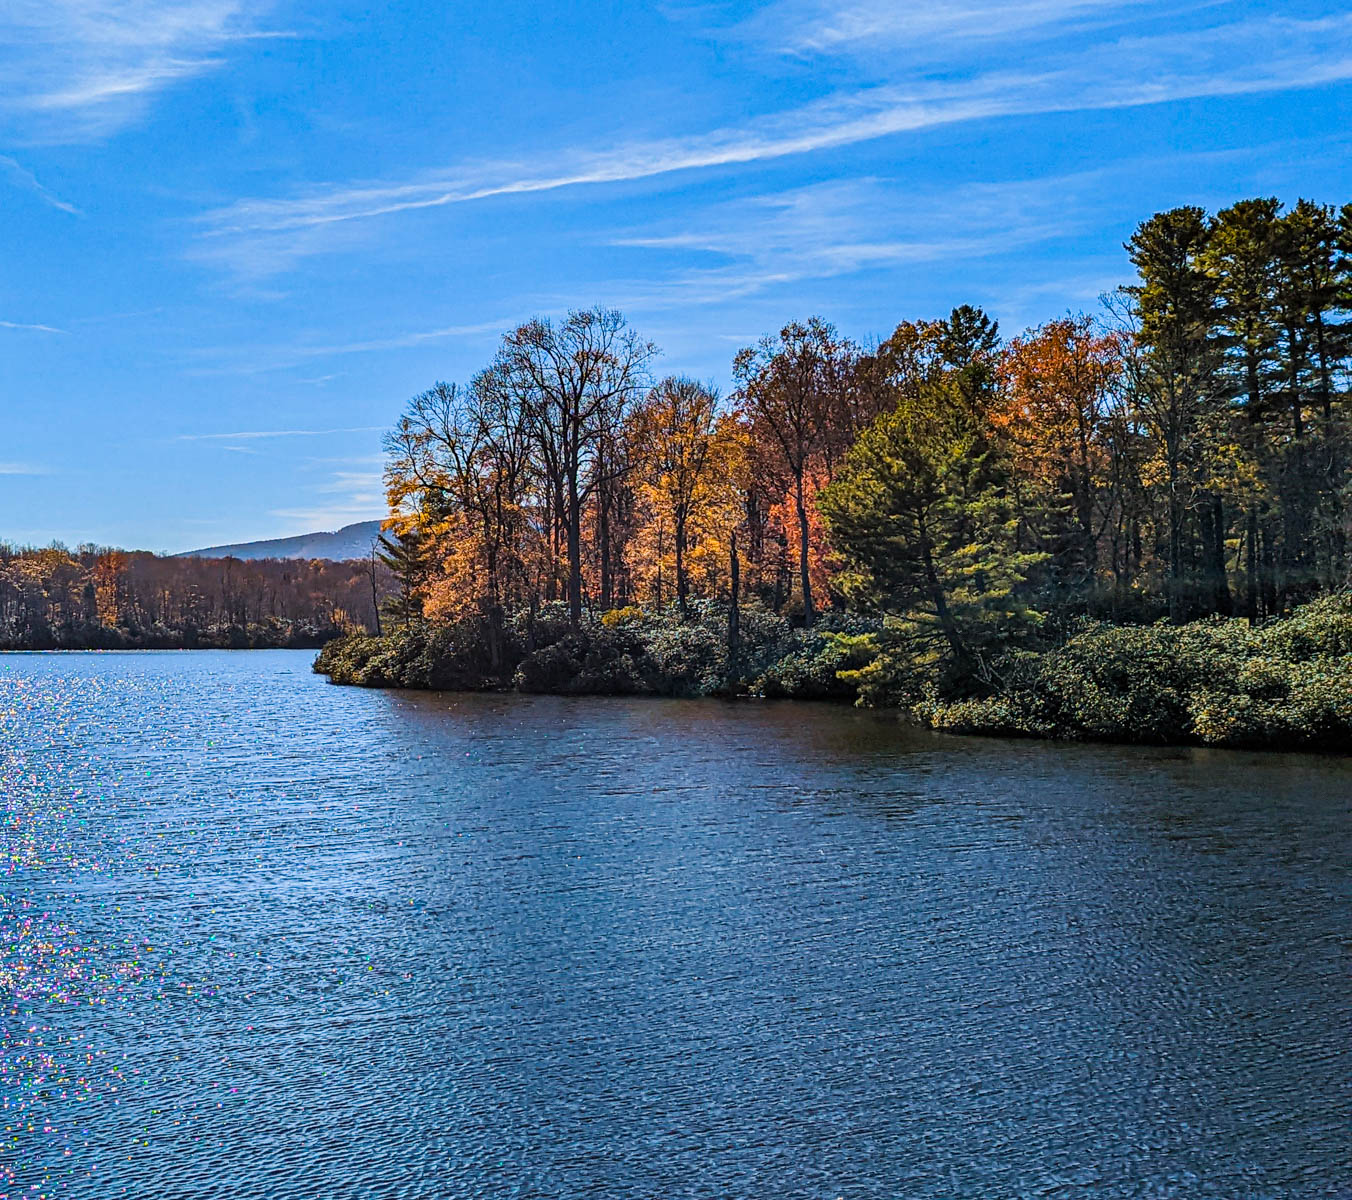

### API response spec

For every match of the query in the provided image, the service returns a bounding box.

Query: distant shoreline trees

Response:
[0,546,387,649]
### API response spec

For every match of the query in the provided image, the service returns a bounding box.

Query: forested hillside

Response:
[179,521,383,562]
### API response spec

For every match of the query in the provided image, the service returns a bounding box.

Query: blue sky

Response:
[2,0,1351,552]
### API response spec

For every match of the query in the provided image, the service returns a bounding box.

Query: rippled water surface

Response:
[2,651,1350,1198]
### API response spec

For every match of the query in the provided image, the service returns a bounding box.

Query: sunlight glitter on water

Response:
[2,651,1350,1198]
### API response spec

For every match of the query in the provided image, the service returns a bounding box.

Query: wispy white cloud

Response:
[315,469,384,496]
[185,319,510,375]
[194,11,1352,277]
[0,155,80,213]
[269,505,387,529]
[293,321,510,358]
[303,453,386,467]
[267,461,388,530]
[177,426,385,442]
[0,319,66,333]
[994,270,1131,327]
[70,307,166,327]
[589,143,1260,315]
[740,0,1171,56]
[599,174,1078,309]
[0,462,50,476]
[0,1,280,139]
[271,493,387,527]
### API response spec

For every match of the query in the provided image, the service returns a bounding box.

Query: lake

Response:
[2,650,1349,1198]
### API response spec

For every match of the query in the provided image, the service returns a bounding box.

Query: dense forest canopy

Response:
[379,198,1351,645]
[0,545,387,649]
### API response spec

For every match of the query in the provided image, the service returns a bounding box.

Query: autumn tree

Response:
[0,544,384,648]
[491,309,656,627]
[997,317,1122,596]
[873,307,1002,411]
[734,318,851,625]
[383,377,543,664]
[630,377,721,617]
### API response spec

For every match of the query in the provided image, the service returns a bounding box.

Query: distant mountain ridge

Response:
[178,520,383,562]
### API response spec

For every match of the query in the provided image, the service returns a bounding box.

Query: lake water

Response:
[2,650,1349,1199]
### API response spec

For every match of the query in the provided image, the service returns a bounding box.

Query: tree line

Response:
[0,544,387,649]
[380,197,1351,691]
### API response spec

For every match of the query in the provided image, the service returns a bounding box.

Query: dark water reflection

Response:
[2,651,1348,1198]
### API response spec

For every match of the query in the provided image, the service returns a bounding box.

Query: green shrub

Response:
[316,603,879,702]
[514,625,650,695]
[919,595,1352,749]
[644,621,727,696]
[314,620,500,689]
[753,635,853,699]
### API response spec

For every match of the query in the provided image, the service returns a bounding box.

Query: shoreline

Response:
[0,644,336,653]
[312,598,1352,755]
[316,668,1352,757]
[1,640,1345,755]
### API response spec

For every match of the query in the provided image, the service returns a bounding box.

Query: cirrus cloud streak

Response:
[193,12,1352,278]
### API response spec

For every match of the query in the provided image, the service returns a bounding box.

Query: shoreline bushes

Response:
[316,596,1352,752]
[916,595,1352,749]
[314,602,875,700]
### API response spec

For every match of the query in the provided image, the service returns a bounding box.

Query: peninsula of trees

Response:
[252,200,1352,746]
